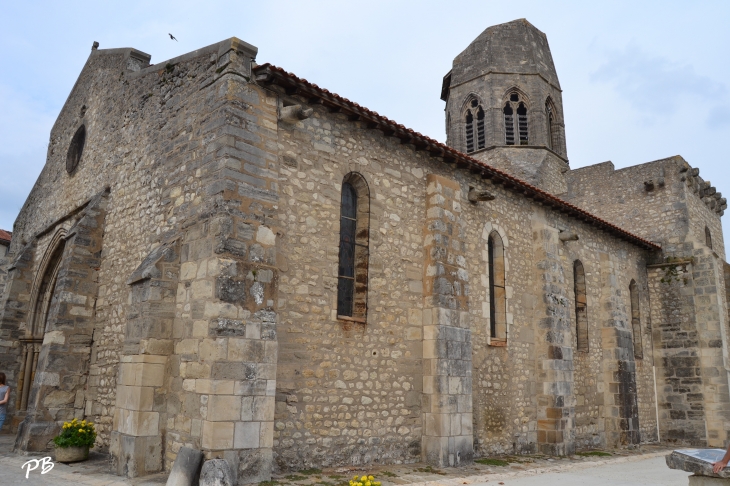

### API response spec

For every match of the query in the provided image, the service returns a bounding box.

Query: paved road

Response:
[472,456,691,486]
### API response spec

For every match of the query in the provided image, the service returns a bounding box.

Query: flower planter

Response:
[55,445,89,463]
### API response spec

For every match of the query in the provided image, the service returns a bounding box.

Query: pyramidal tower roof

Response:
[450,18,560,89]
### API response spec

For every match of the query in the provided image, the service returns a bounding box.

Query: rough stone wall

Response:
[272,102,427,470]
[267,77,657,468]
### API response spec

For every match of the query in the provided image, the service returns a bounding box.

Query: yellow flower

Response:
[369,476,374,481]
[353,476,359,481]
[366,481,372,486]
[361,476,367,482]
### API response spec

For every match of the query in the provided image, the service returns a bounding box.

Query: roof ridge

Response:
[252,63,660,251]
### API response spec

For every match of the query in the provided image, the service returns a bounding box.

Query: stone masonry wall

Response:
[268,79,657,468]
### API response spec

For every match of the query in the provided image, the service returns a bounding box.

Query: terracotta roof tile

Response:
[252,64,660,251]
[0,229,11,245]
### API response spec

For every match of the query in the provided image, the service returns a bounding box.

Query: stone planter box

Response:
[55,445,89,463]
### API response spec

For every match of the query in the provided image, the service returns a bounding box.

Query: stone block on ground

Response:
[689,475,730,485]
[166,446,204,486]
[200,458,235,486]
[666,450,730,479]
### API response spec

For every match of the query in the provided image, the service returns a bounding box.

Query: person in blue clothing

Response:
[0,372,9,431]
[714,444,730,473]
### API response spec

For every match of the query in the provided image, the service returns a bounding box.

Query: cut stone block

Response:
[166,446,204,486]
[666,450,730,479]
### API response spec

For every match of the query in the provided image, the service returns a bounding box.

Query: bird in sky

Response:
[169,33,178,41]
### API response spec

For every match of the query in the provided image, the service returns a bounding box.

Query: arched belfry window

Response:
[706,226,713,249]
[465,98,485,153]
[546,99,560,151]
[337,173,370,322]
[18,238,66,411]
[629,280,643,359]
[503,92,528,146]
[574,260,588,351]
[488,231,507,340]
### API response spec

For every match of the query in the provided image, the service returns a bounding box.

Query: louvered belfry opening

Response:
[517,102,528,145]
[546,100,559,151]
[574,260,588,352]
[465,98,485,153]
[476,106,485,149]
[503,103,515,145]
[337,173,370,321]
[465,110,474,153]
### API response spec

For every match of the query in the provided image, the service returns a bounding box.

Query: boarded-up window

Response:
[488,231,507,340]
[706,226,713,249]
[337,173,370,321]
[574,260,588,352]
[629,280,643,359]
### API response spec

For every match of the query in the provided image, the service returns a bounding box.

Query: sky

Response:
[1,0,728,253]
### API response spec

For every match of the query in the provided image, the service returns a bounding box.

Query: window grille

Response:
[503,103,515,145]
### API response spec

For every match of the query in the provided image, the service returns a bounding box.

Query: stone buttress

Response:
[530,213,575,455]
[421,174,474,467]
[108,39,281,484]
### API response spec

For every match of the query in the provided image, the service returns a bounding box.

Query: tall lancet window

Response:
[517,103,528,145]
[337,173,370,322]
[488,231,507,340]
[503,103,515,145]
[706,226,713,249]
[504,92,528,146]
[465,99,485,153]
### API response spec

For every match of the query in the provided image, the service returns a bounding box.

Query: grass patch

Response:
[328,475,345,480]
[285,475,308,481]
[475,458,511,467]
[314,482,334,486]
[380,471,398,478]
[415,466,446,475]
[576,451,612,457]
[300,468,323,475]
[258,482,279,486]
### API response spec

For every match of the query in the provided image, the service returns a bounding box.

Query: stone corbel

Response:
[467,188,495,203]
[279,104,313,123]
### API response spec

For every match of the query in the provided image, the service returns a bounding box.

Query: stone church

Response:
[0,18,727,484]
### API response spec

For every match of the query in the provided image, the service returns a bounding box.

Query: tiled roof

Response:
[252,64,660,251]
[0,229,11,245]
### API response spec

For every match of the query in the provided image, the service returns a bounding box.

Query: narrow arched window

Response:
[706,226,713,249]
[503,103,515,145]
[574,260,588,352]
[488,231,507,340]
[517,102,528,145]
[629,280,642,359]
[465,110,474,153]
[465,99,486,153]
[337,173,370,322]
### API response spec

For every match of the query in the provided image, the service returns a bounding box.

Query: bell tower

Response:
[442,19,569,194]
